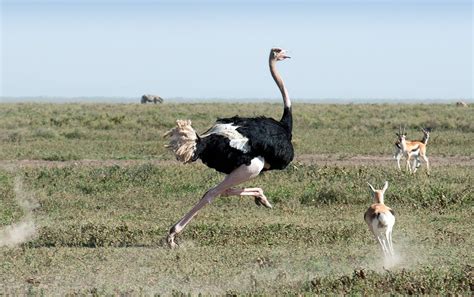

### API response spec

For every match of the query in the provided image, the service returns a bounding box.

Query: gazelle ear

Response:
[382,181,389,192]
[367,182,376,193]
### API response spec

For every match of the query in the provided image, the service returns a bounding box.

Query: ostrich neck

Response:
[269,59,292,134]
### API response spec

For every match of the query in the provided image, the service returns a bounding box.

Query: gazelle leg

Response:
[406,155,412,173]
[382,237,390,256]
[396,154,402,171]
[422,155,430,175]
[166,157,265,248]
[385,229,393,256]
[412,157,418,173]
[387,229,394,256]
[376,234,389,256]
[372,225,387,256]
[222,187,272,208]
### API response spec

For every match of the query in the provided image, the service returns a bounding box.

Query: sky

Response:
[1,0,473,101]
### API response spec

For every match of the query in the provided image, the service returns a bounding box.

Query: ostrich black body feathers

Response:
[193,114,294,174]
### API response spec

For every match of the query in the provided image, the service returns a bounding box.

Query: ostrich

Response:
[164,48,293,247]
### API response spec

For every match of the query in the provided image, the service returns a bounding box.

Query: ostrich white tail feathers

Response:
[164,120,198,163]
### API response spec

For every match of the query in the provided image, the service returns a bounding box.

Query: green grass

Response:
[0,163,472,294]
[1,103,473,160]
[0,102,472,294]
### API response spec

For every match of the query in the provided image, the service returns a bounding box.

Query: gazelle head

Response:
[421,127,430,138]
[395,126,407,143]
[367,181,389,204]
[421,127,431,145]
[270,48,291,62]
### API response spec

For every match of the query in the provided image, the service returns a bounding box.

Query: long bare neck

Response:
[269,58,292,134]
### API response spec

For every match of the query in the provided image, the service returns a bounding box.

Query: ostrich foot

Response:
[166,233,178,249]
[254,197,273,208]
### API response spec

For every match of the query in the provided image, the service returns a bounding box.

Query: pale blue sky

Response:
[1,0,472,101]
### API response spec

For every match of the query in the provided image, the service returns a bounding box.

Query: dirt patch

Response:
[295,154,474,167]
[0,159,175,170]
[0,154,472,170]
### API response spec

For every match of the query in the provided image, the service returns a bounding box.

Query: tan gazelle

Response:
[395,127,430,175]
[364,181,395,257]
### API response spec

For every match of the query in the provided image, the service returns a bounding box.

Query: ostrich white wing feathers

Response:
[202,123,250,153]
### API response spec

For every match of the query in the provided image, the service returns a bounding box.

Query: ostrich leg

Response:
[222,187,272,208]
[167,157,265,248]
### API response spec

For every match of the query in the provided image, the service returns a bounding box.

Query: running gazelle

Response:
[395,127,430,174]
[364,181,395,257]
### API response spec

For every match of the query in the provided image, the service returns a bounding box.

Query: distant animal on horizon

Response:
[394,127,430,173]
[141,94,164,104]
[395,126,430,175]
[455,101,468,107]
[163,48,293,248]
[364,181,395,257]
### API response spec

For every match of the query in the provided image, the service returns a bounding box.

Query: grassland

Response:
[1,102,473,160]
[0,103,472,295]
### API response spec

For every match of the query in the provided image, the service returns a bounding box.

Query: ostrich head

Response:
[270,48,290,61]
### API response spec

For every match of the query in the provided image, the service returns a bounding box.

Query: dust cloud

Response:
[369,234,429,272]
[0,176,38,247]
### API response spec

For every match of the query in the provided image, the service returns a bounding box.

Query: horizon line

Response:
[1,96,472,104]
